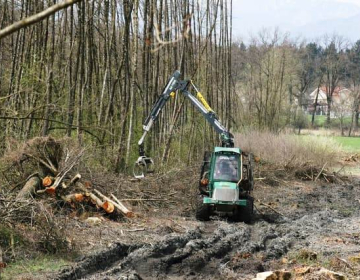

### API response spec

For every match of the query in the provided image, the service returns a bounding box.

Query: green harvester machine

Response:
[134,71,254,222]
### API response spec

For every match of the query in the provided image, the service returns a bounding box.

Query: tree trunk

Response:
[326,97,331,126]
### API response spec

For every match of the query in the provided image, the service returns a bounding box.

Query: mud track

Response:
[56,180,360,280]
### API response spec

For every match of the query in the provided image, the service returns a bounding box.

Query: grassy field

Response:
[297,134,360,153]
[1,256,70,279]
[332,136,360,152]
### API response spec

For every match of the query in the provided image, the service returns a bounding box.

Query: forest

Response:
[1,0,360,172]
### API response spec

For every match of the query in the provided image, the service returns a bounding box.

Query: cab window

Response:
[213,153,240,182]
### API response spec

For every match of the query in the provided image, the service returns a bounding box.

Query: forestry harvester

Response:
[133,71,254,222]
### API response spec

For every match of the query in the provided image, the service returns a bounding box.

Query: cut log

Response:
[93,190,134,218]
[69,173,81,186]
[61,174,81,189]
[42,176,54,187]
[63,193,85,203]
[87,192,104,208]
[74,193,84,202]
[110,193,135,218]
[45,186,56,195]
[102,201,115,214]
[16,176,40,199]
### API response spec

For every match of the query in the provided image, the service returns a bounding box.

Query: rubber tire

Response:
[234,198,253,223]
[195,195,210,221]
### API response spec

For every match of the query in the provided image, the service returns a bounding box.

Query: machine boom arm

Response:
[134,70,234,178]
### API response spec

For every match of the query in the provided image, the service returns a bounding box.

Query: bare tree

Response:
[321,35,347,125]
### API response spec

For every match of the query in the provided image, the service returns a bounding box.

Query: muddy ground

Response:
[48,169,360,280]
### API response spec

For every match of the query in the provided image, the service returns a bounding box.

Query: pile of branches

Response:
[0,191,37,225]
[293,163,347,183]
[344,154,359,162]
[257,161,348,186]
[0,137,133,220]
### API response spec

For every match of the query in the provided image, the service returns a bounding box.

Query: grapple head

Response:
[133,156,155,179]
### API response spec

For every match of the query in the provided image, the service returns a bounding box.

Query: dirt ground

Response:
[38,166,360,280]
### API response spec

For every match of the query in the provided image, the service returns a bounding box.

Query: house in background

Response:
[306,86,352,117]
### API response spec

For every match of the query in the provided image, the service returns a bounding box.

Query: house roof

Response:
[309,86,351,100]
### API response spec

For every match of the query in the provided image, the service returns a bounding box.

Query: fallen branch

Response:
[314,162,327,182]
[334,256,354,271]
[52,149,85,189]
[24,153,58,174]
[119,198,167,202]
[256,199,285,217]
[124,228,145,232]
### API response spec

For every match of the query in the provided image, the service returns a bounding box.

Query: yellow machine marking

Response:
[196,92,213,112]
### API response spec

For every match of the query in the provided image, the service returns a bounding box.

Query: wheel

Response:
[233,198,253,223]
[195,195,210,221]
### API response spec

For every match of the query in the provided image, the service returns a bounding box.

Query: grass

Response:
[307,115,352,128]
[308,115,327,126]
[1,255,71,279]
[299,135,360,153]
[332,136,360,152]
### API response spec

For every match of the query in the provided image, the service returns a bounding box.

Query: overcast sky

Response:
[232,0,360,43]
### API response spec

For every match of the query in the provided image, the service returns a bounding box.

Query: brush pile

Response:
[0,137,133,220]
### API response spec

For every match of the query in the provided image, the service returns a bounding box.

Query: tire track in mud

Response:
[55,229,202,280]
[55,219,298,280]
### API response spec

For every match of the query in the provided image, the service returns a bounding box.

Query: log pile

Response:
[19,171,134,219]
[1,137,133,220]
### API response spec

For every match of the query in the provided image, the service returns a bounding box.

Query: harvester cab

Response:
[197,147,254,222]
[134,70,255,222]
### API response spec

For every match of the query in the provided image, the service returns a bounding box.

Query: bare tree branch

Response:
[0,0,83,39]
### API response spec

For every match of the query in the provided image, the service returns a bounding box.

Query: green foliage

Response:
[1,255,71,280]
[292,109,309,132]
[308,115,353,129]
[0,225,24,249]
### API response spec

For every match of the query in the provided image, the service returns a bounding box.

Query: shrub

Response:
[235,130,342,171]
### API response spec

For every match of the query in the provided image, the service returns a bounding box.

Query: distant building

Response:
[306,86,352,117]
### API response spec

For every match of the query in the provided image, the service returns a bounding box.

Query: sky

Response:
[232,0,360,43]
